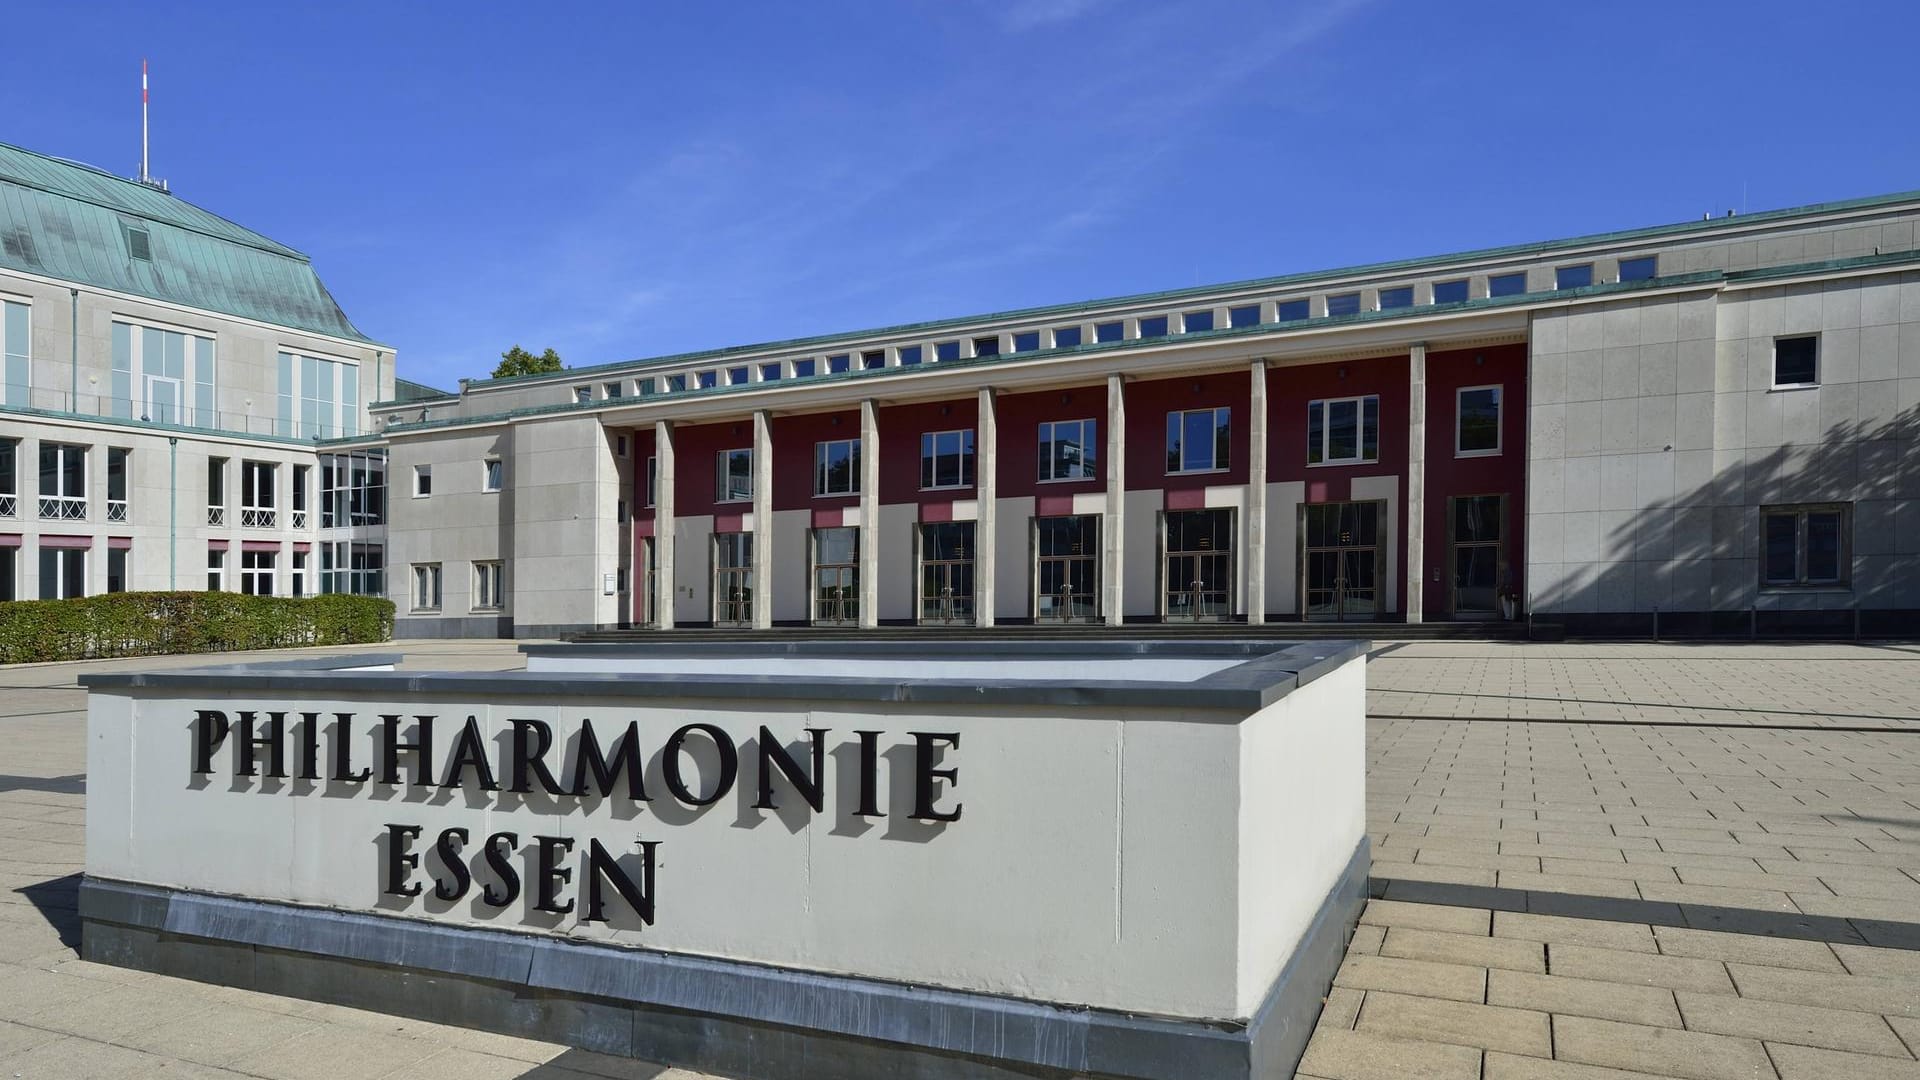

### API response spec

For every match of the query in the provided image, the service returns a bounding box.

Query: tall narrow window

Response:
[1307,396,1381,465]
[715,448,753,502]
[474,560,505,610]
[292,464,309,528]
[1164,407,1230,473]
[107,448,130,522]
[811,527,859,626]
[241,461,277,527]
[0,548,15,601]
[919,430,976,490]
[645,456,657,507]
[483,458,504,493]
[413,464,432,497]
[0,438,16,518]
[107,546,129,594]
[1456,386,1502,456]
[3,301,30,407]
[37,443,85,521]
[291,550,308,597]
[206,547,226,591]
[814,439,860,496]
[1038,419,1097,481]
[207,457,227,525]
[412,563,442,611]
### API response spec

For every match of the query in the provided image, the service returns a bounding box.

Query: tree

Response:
[492,345,564,379]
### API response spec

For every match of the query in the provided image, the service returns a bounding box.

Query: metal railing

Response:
[0,494,14,518]
[106,499,128,522]
[242,507,278,528]
[38,495,86,521]
[0,385,363,441]
[207,506,225,526]
[291,510,308,530]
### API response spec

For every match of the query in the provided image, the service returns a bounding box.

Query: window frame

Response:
[239,548,277,596]
[1759,503,1851,590]
[1324,293,1361,317]
[1037,418,1099,483]
[1488,272,1528,298]
[1454,384,1503,458]
[483,458,504,493]
[1377,286,1414,310]
[813,438,861,497]
[1275,298,1311,322]
[411,562,443,612]
[1555,263,1594,290]
[412,463,432,498]
[919,429,977,491]
[645,455,657,507]
[1431,279,1470,304]
[1771,335,1820,390]
[1307,395,1381,467]
[715,447,753,503]
[1618,255,1658,282]
[1164,406,1231,475]
[473,560,505,611]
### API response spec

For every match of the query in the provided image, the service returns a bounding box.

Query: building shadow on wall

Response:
[1531,401,1920,638]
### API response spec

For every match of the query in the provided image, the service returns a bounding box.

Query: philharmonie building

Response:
[3,138,1919,638]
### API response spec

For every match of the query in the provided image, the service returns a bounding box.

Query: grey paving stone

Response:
[1765,1043,1920,1080]
[1833,943,1920,979]
[1296,1027,1483,1080]
[1636,881,1800,912]
[114,1002,320,1068]
[225,1025,442,1080]
[1551,1015,1776,1080]
[1548,943,1736,994]
[1651,926,1847,972]
[1355,990,1550,1057]
[1483,1051,1710,1080]
[1486,969,1682,1028]
[1319,987,1366,1030]
[1727,962,1920,1016]
[1358,900,1491,936]
[1674,990,1910,1056]
[1380,928,1546,974]
[1333,955,1487,1004]
[1348,924,1386,956]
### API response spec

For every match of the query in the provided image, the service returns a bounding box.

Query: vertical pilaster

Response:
[1406,343,1427,624]
[1247,360,1268,624]
[1104,373,1126,626]
[653,419,676,630]
[858,399,879,629]
[751,409,773,630]
[976,387,997,628]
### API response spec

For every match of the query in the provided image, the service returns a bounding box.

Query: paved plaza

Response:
[1,640,1918,1078]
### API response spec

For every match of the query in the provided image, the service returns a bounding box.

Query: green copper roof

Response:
[0,141,380,345]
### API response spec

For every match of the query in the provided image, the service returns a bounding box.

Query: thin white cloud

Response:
[999,0,1106,30]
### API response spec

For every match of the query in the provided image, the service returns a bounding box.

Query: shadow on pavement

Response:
[14,871,81,950]
[0,773,85,795]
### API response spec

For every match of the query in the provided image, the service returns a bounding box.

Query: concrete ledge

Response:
[395,615,514,639]
[80,839,1365,1080]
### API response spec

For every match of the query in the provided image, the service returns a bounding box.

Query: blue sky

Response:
[4,0,1917,390]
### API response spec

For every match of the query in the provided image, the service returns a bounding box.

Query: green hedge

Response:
[0,591,394,664]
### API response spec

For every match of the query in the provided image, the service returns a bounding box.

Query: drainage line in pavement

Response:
[1368,713,1920,733]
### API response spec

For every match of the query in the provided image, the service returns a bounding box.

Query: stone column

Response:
[752,409,774,630]
[976,387,998,628]
[858,399,879,629]
[1247,360,1268,625]
[1406,343,1427,624]
[1104,373,1126,626]
[653,419,676,630]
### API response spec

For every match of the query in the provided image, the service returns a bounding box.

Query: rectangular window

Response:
[918,521,975,624]
[207,457,227,525]
[1182,310,1214,333]
[697,371,718,389]
[1094,321,1124,343]
[317,540,384,597]
[206,547,226,592]
[859,352,884,371]
[0,438,16,517]
[318,449,386,529]
[1052,326,1082,348]
[278,351,355,437]
[899,345,924,365]
[1618,256,1657,282]
[2,300,28,407]
[1773,335,1819,388]
[1761,505,1850,588]
[1164,407,1230,473]
[616,435,629,457]
[811,527,860,625]
[483,458,503,492]
[1012,331,1041,352]
[814,439,860,496]
[1456,385,1502,456]
[1039,419,1098,481]
[1308,396,1381,465]
[645,456,657,507]
[1488,272,1527,297]
[1228,304,1260,328]
[1555,264,1593,289]
[934,342,961,362]
[666,374,688,392]
[37,443,85,520]
[728,365,750,384]
[474,560,505,610]
[1276,298,1310,321]
[919,429,976,490]
[291,550,308,597]
[1138,315,1169,338]
[573,386,592,403]
[107,448,130,522]
[116,322,215,428]
[603,382,623,399]
[0,548,12,601]
[826,355,851,374]
[291,464,309,528]
[240,549,276,596]
[617,499,628,524]
[637,377,657,396]
[1325,293,1361,317]
[412,563,443,611]
[39,546,84,599]
[107,546,129,593]
[1378,286,1413,310]
[1035,514,1099,622]
[1432,279,1470,304]
[760,362,783,381]
[240,461,277,527]
[715,448,753,502]
[414,464,432,497]
[971,337,1001,357]
[792,358,816,378]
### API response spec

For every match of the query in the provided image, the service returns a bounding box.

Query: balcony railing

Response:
[0,385,364,441]
[107,499,128,522]
[291,510,308,530]
[39,495,86,521]
[242,507,277,529]
[0,494,14,518]
[207,506,225,526]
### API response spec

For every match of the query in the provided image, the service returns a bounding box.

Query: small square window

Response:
[666,374,688,392]
[603,382,623,399]
[1325,293,1361,317]
[1431,279,1470,304]
[1618,256,1658,282]
[1013,331,1041,352]
[1228,304,1260,328]
[1773,336,1819,388]
[760,362,783,381]
[413,464,432,497]
[1094,321,1124,343]
[793,358,817,378]
[482,459,503,492]
[728,365,750,384]
[935,341,961,362]
[637,378,656,396]
[1276,299,1310,321]
[972,336,1001,357]
[899,345,924,365]
[1488,272,1528,297]
[1182,310,1214,333]
[1138,315,1169,338]
[1164,407,1230,473]
[1052,326,1082,348]
[1555,264,1593,289]
[827,354,851,374]
[860,351,885,370]
[697,370,718,389]
[573,386,592,404]
[1378,287,1413,310]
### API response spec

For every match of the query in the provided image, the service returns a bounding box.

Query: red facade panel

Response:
[771,410,861,512]
[672,420,754,519]
[1421,343,1528,618]
[877,398,979,507]
[995,383,1108,499]
[1123,371,1251,492]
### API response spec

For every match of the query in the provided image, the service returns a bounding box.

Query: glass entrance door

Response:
[640,537,657,627]
[712,532,753,626]
[1035,515,1099,622]
[919,522,975,624]
[1300,501,1383,621]
[1164,508,1233,621]
[1450,494,1504,617]
[812,527,859,626]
